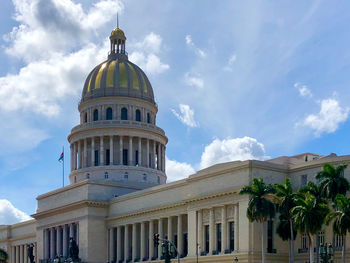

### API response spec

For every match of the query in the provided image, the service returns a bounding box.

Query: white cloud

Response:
[200,137,269,169]
[294,82,313,98]
[171,104,198,127]
[184,72,204,89]
[185,34,206,58]
[129,32,169,75]
[0,199,31,225]
[223,54,237,72]
[303,98,349,136]
[166,157,195,182]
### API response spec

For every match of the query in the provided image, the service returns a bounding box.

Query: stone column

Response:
[24,244,27,263]
[19,245,23,263]
[50,228,55,259]
[57,226,62,256]
[149,220,154,260]
[63,225,68,257]
[129,137,133,166]
[146,139,150,168]
[167,217,172,242]
[158,218,163,260]
[83,139,87,168]
[78,140,82,169]
[209,208,214,254]
[116,227,122,263]
[222,206,227,253]
[198,210,203,253]
[44,229,50,259]
[109,228,115,262]
[138,137,142,166]
[16,246,19,263]
[124,225,129,262]
[157,143,161,170]
[11,246,15,263]
[91,137,95,167]
[100,136,104,165]
[140,222,146,260]
[73,143,77,170]
[162,145,165,172]
[110,136,114,165]
[132,223,137,261]
[69,224,74,238]
[177,215,183,257]
[152,141,156,169]
[234,204,239,252]
[119,136,123,165]
[70,144,73,172]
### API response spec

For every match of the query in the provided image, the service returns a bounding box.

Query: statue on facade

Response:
[69,238,80,262]
[27,244,35,263]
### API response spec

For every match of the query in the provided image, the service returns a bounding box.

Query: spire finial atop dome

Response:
[109,16,127,59]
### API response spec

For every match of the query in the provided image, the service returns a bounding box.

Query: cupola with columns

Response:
[68,25,167,186]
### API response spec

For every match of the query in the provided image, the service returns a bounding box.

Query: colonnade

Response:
[108,215,187,262]
[70,136,165,172]
[43,223,78,260]
[11,243,37,263]
[108,204,240,262]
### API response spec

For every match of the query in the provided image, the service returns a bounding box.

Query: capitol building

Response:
[1,25,350,263]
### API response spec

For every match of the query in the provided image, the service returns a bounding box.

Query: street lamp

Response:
[234,256,239,263]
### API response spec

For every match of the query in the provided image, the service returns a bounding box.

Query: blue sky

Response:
[1,0,350,223]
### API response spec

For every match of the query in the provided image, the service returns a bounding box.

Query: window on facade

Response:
[301,174,307,186]
[205,225,209,253]
[123,149,128,165]
[104,172,108,179]
[94,150,99,166]
[106,149,110,165]
[121,107,128,120]
[124,172,128,180]
[147,113,151,124]
[143,174,147,181]
[93,109,98,121]
[217,223,222,252]
[135,109,141,122]
[318,231,325,246]
[84,112,87,123]
[183,233,188,257]
[340,170,345,177]
[229,222,234,251]
[149,153,152,167]
[267,220,274,253]
[135,150,139,165]
[106,107,113,120]
[301,234,308,249]
[335,235,344,248]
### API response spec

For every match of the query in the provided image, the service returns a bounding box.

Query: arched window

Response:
[121,107,128,120]
[106,107,113,120]
[84,112,88,123]
[135,109,141,122]
[147,113,151,124]
[93,109,98,121]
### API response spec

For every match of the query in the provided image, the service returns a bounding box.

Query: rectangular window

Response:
[205,225,209,253]
[149,153,152,167]
[123,149,128,165]
[302,234,308,249]
[229,222,235,251]
[267,220,273,253]
[135,150,139,165]
[335,235,344,248]
[217,223,222,252]
[183,233,188,257]
[106,149,110,165]
[94,150,99,166]
[301,174,307,186]
[318,231,325,246]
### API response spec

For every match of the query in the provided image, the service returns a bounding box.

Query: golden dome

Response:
[110,27,126,41]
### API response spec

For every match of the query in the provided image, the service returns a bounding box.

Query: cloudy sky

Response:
[1,0,350,224]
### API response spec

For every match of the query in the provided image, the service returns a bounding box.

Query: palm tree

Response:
[0,248,8,263]
[266,178,297,263]
[240,178,276,263]
[291,192,329,263]
[326,194,350,263]
[316,163,349,202]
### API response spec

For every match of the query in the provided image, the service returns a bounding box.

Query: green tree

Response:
[316,163,349,202]
[326,194,350,263]
[0,248,8,263]
[240,178,276,263]
[266,178,297,263]
[291,191,329,263]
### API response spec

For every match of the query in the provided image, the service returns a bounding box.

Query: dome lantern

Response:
[109,15,127,59]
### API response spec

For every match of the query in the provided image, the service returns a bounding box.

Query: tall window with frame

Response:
[93,109,98,121]
[318,231,325,246]
[205,225,209,254]
[105,149,110,165]
[94,150,99,166]
[216,223,222,253]
[267,220,274,253]
[301,234,308,250]
[135,109,141,122]
[106,107,113,120]
[121,107,128,120]
[123,149,128,165]
[229,221,234,251]
[334,234,344,249]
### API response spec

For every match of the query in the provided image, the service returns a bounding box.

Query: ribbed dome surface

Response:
[81,56,155,104]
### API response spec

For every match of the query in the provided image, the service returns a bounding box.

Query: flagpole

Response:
[62,146,65,187]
